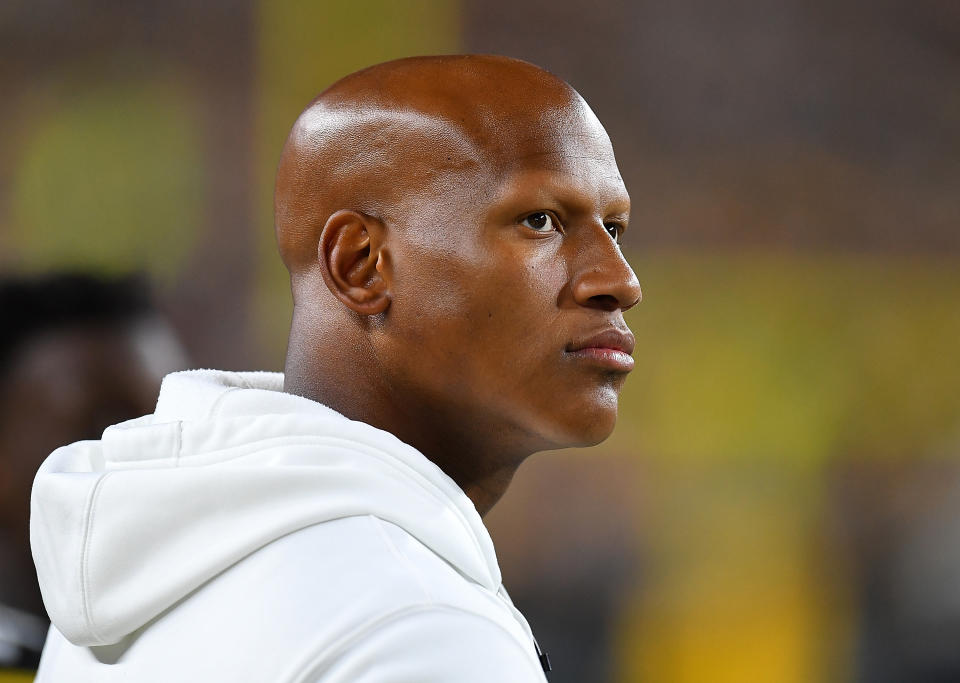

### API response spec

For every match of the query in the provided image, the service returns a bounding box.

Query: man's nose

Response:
[570,235,642,313]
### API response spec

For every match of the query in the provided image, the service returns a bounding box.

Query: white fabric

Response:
[31,369,547,682]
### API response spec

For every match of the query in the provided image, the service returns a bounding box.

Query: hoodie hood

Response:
[30,370,501,647]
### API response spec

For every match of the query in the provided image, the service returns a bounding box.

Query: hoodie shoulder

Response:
[39,517,530,682]
[32,369,514,680]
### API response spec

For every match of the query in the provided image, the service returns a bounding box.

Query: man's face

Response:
[380,105,641,454]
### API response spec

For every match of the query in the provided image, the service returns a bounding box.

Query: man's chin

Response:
[540,404,619,450]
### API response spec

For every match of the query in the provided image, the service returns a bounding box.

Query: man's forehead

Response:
[491,118,617,169]
[484,157,629,217]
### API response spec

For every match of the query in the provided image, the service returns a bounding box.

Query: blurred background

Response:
[1,1,958,681]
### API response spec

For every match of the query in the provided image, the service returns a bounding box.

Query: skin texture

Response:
[277,55,641,516]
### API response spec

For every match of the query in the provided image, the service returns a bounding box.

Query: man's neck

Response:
[429,451,520,517]
[284,368,531,518]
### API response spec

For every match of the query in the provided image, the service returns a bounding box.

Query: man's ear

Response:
[318,209,391,315]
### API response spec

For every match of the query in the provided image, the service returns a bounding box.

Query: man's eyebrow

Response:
[500,171,624,207]
[545,187,631,222]
[608,213,631,236]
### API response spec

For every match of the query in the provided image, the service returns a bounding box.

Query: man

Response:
[31,55,641,681]
[0,273,186,679]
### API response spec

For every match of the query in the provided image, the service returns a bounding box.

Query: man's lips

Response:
[565,328,636,372]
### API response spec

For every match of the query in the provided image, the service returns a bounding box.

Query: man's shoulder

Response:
[36,516,545,682]
[236,514,481,614]
[187,514,490,626]
[127,516,514,679]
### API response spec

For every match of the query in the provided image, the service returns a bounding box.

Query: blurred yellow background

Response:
[2,1,958,682]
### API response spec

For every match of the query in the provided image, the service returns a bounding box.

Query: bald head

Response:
[274,55,600,281]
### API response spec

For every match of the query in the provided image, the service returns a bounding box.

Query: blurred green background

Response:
[2,1,958,681]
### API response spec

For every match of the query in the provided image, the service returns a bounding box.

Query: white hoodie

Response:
[31,370,549,682]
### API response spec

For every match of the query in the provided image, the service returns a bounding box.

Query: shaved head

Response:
[275,55,602,282]
[275,54,639,515]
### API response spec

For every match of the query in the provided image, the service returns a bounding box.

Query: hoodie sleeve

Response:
[293,606,548,683]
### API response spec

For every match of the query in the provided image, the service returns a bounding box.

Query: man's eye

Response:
[521,212,555,232]
[604,222,623,243]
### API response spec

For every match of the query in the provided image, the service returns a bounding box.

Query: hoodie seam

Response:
[207,386,242,418]
[79,471,113,644]
[285,603,543,683]
[368,516,437,604]
[174,421,183,466]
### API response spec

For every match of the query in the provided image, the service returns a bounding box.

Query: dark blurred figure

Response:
[0,273,187,673]
[486,452,644,683]
[831,456,960,683]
